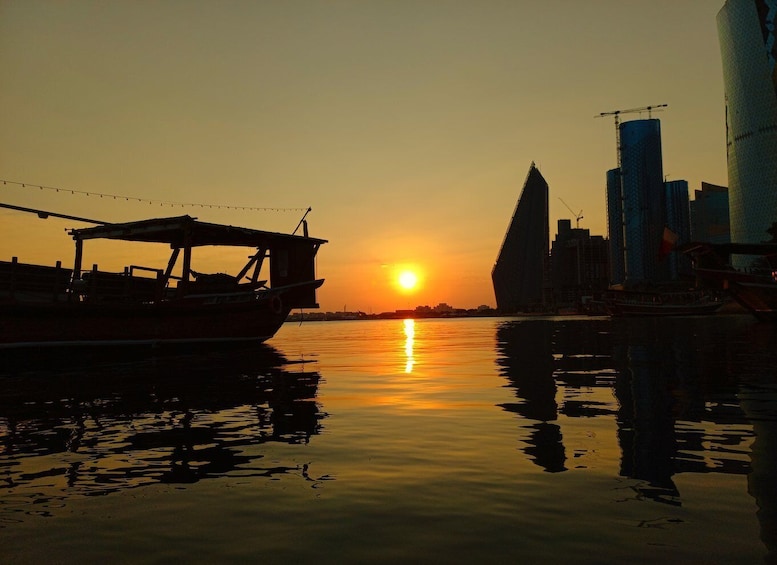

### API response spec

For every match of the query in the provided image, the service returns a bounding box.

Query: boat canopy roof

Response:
[68,215,327,248]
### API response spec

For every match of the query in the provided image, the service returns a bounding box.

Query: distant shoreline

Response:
[287,309,586,322]
[288,300,749,322]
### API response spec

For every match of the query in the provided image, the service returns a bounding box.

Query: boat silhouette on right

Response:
[683,242,777,322]
[602,285,724,317]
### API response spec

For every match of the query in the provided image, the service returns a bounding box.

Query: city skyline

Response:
[0,1,729,312]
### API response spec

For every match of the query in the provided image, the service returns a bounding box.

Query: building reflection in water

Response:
[496,320,566,473]
[730,322,777,563]
[495,315,771,502]
[0,345,326,501]
[497,314,777,561]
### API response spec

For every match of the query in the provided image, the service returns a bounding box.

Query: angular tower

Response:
[718,0,777,248]
[492,162,549,313]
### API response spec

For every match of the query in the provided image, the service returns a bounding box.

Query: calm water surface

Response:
[1,315,776,564]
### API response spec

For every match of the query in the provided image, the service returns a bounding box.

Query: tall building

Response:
[664,179,692,280]
[718,0,777,248]
[492,162,549,312]
[606,168,625,285]
[619,119,669,283]
[550,219,609,305]
[690,182,731,244]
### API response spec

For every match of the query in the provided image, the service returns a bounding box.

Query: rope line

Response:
[0,178,307,212]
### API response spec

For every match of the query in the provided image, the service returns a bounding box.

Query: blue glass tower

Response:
[606,168,625,285]
[664,179,691,280]
[619,119,669,283]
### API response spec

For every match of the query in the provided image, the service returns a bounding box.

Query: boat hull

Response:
[605,301,723,317]
[682,242,777,322]
[603,289,723,317]
[722,281,777,322]
[0,293,291,348]
[692,267,777,322]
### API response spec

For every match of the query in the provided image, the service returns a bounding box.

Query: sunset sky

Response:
[0,1,728,313]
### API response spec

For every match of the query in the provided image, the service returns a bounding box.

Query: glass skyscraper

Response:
[605,119,691,285]
[664,179,692,280]
[718,0,777,247]
[690,182,730,244]
[619,119,669,283]
[606,168,625,285]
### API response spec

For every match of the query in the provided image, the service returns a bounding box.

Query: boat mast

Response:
[292,207,312,236]
[0,202,106,224]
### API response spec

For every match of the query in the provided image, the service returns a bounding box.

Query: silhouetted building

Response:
[718,0,777,250]
[690,182,730,244]
[664,179,692,280]
[606,168,625,285]
[492,162,549,312]
[619,119,669,283]
[550,219,609,305]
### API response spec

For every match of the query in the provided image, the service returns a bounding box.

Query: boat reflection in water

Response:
[496,315,776,557]
[0,345,325,506]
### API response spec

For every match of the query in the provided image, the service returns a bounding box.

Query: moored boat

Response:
[603,287,724,317]
[683,241,777,322]
[0,206,327,347]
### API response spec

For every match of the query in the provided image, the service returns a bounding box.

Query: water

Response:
[1,315,775,564]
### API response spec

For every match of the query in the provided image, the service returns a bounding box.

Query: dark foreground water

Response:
[1,315,776,564]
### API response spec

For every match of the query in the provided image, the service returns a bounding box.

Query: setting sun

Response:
[398,270,418,291]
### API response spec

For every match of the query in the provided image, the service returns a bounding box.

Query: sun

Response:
[398,270,418,291]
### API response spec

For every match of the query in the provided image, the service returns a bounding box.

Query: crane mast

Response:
[558,197,583,228]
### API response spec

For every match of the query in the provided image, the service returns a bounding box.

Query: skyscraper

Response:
[664,179,692,280]
[492,162,549,312]
[619,119,669,282]
[690,182,730,244]
[606,168,625,285]
[718,0,777,247]
[550,219,610,305]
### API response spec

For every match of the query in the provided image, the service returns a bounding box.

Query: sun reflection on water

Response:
[404,318,415,373]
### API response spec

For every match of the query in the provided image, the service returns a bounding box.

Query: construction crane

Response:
[595,104,667,281]
[595,104,668,168]
[558,197,583,228]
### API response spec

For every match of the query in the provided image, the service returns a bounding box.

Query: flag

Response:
[658,227,680,260]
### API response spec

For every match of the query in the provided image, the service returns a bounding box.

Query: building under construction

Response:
[492,162,549,313]
[550,220,610,306]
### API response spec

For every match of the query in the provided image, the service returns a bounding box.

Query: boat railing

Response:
[187,270,269,293]
[0,258,73,303]
[606,289,713,306]
[77,266,162,303]
[128,264,164,278]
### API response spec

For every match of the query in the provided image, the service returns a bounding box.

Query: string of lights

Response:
[0,178,307,212]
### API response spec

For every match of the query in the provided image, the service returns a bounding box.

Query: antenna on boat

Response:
[292,207,312,236]
[0,202,106,224]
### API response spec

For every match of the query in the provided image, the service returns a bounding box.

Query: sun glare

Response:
[398,270,418,291]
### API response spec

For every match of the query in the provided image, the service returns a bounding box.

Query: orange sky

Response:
[0,1,728,313]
